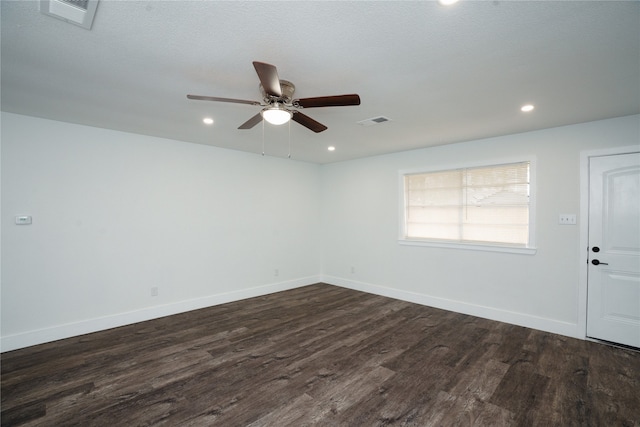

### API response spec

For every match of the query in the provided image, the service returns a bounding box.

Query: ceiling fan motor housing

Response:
[260,80,296,105]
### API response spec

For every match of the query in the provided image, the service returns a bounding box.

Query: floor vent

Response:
[40,0,98,30]
[357,116,392,127]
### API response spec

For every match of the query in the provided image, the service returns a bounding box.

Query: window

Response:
[400,160,535,253]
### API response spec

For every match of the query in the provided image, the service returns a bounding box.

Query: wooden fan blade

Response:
[253,61,282,97]
[187,95,261,105]
[294,94,361,108]
[238,113,263,129]
[292,112,328,133]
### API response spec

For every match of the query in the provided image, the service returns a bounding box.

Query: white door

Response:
[587,152,640,348]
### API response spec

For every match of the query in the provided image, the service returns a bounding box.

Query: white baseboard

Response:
[2,275,581,352]
[323,275,581,339]
[1,276,320,352]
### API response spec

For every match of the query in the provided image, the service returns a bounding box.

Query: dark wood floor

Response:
[2,283,639,426]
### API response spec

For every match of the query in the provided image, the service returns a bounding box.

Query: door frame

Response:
[579,145,640,340]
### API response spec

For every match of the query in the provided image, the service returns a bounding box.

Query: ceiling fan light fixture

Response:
[261,105,292,125]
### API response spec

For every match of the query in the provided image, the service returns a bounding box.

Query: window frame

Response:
[398,157,537,254]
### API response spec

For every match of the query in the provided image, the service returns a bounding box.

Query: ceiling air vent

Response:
[357,116,392,127]
[40,0,99,30]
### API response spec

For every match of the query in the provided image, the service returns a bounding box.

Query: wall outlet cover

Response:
[559,214,577,225]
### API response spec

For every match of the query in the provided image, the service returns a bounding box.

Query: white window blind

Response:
[404,161,531,246]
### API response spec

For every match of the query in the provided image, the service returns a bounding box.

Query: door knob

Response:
[592,259,608,266]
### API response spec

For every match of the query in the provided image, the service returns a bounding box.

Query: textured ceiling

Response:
[2,1,639,164]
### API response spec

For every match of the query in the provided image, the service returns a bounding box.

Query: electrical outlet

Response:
[559,214,577,225]
[350,266,355,274]
[274,269,279,277]
[151,287,158,297]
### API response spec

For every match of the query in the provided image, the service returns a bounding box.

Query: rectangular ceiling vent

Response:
[61,0,89,10]
[357,116,392,127]
[40,0,99,30]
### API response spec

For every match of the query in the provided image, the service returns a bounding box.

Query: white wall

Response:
[320,114,640,338]
[1,112,322,351]
[2,113,638,351]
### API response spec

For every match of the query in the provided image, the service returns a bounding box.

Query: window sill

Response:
[398,239,537,255]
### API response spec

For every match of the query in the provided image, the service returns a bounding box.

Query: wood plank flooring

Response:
[2,283,639,426]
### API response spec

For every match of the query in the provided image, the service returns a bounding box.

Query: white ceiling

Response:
[2,1,639,164]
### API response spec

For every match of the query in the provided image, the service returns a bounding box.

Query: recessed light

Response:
[521,104,535,112]
[438,0,459,5]
[328,146,336,152]
[203,117,214,125]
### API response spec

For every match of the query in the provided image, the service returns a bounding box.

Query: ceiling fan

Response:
[187,61,361,133]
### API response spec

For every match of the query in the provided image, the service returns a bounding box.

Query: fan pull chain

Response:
[288,119,291,159]
[261,116,265,156]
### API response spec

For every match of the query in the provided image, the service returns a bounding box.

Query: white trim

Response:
[323,275,581,339]
[0,276,319,352]
[397,239,537,254]
[578,145,640,341]
[398,156,537,177]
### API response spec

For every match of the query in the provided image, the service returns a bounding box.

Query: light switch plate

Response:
[15,216,33,225]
